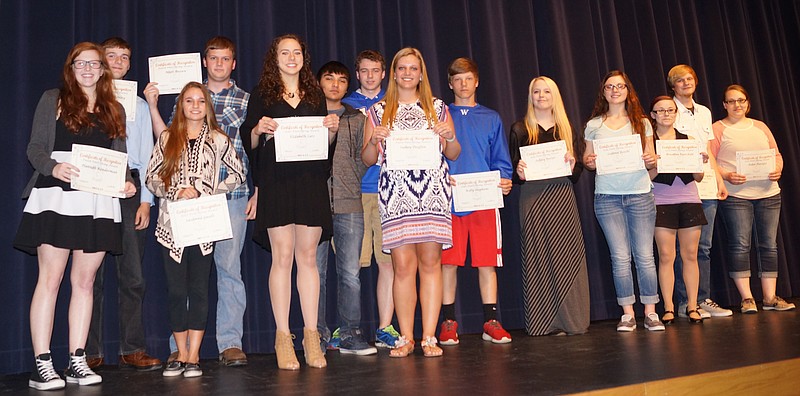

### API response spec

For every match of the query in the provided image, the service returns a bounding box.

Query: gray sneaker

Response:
[644,313,665,331]
[678,302,711,318]
[616,314,636,332]
[339,329,378,356]
[699,299,733,317]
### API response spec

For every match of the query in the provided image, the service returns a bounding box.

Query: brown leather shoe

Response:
[86,356,104,369]
[167,351,179,363]
[119,351,163,371]
[219,347,248,366]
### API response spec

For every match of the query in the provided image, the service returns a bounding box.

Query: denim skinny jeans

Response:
[594,192,660,306]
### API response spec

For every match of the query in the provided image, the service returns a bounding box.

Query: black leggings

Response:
[162,245,213,332]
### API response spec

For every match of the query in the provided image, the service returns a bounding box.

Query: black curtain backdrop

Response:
[2,0,799,375]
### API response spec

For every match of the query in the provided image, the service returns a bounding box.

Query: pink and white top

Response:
[711,118,781,200]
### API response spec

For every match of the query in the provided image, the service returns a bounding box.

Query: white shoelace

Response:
[704,299,721,308]
[36,357,60,382]
[69,354,96,377]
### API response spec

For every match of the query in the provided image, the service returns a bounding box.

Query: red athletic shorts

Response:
[442,209,503,267]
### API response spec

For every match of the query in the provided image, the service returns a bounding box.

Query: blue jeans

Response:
[674,199,716,304]
[169,196,248,353]
[594,193,659,306]
[719,194,781,278]
[317,212,364,337]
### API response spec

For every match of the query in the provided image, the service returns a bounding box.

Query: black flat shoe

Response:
[686,308,703,324]
[662,310,675,325]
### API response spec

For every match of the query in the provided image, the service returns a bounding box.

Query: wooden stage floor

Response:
[3,302,800,395]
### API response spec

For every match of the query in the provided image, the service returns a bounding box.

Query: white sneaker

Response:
[699,299,733,317]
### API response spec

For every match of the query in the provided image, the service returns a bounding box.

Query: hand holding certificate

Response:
[385,129,440,170]
[112,80,137,122]
[736,149,776,181]
[656,140,703,173]
[519,140,572,181]
[273,116,329,162]
[148,53,202,95]
[451,171,504,212]
[70,144,128,198]
[593,134,645,175]
[168,194,233,248]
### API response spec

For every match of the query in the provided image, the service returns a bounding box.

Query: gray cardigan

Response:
[22,89,132,198]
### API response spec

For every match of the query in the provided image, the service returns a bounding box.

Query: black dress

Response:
[509,121,590,336]
[241,92,333,250]
[15,117,123,255]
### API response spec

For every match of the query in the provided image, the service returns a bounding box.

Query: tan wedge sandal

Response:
[303,328,327,368]
[275,331,299,370]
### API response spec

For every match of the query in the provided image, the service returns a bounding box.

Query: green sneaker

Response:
[328,328,341,349]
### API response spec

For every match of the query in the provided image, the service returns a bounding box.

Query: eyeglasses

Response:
[72,60,103,69]
[604,83,627,91]
[724,98,748,105]
[653,108,677,116]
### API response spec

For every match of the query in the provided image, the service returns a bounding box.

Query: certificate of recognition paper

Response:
[593,134,645,175]
[696,162,719,199]
[656,140,703,173]
[736,149,776,181]
[70,144,128,198]
[519,140,571,181]
[168,194,233,248]
[273,116,328,162]
[112,80,137,122]
[451,170,504,212]
[385,129,439,170]
[148,53,202,95]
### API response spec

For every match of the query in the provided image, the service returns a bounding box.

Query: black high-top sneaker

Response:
[29,352,66,390]
[64,348,102,385]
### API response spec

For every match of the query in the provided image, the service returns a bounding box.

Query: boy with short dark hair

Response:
[315,61,377,355]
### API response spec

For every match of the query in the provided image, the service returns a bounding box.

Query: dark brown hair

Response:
[354,49,385,71]
[447,57,479,82]
[588,70,647,149]
[100,37,131,52]
[204,36,236,60]
[256,34,321,108]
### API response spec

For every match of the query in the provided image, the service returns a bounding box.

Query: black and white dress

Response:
[14,116,123,255]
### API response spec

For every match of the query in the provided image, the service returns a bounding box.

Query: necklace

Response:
[284,90,298,99]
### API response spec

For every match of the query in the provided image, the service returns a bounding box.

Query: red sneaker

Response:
[439,320,459,345]
[482,320,512,344]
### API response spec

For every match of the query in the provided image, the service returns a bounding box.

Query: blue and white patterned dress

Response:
[367,98,452,251]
